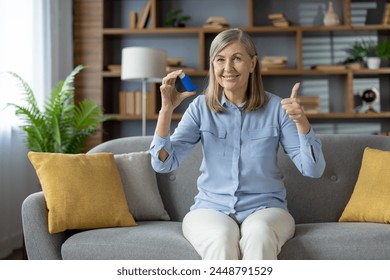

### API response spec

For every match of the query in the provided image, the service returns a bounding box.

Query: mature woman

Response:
[150,28,325,260]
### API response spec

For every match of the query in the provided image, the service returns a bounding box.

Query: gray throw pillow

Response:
[114,151,170,221]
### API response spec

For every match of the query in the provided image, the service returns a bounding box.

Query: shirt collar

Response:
[221,92,246,109]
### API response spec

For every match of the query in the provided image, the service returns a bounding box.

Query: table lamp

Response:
[121,47,167,136]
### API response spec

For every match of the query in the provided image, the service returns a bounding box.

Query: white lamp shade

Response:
[121,47,167,82]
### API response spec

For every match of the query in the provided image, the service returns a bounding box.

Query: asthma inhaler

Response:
[179,72,198,91]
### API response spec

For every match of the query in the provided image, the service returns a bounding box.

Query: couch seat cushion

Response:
[278,222,390,260]
[61,221,201,260]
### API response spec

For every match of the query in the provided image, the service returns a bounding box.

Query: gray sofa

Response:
[22,134,390,260]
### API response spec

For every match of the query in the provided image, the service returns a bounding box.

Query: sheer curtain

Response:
[0,0,73,258]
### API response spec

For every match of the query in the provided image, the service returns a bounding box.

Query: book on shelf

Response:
[166,56,196,72]
[166,66,197,72]
[272,20,291,27]
[107,64,121,74]
[137,0,151,29]
[268,13,285,20]
[267,13,292,27]
[120,90,157,117]
[134,91,142,116]
[119,90,144,116]
[297,96,320,114]
[261,56,287,64]
[167,57,184,67]
[311,64,346,71]
[383,3,390,25]
[261,56,287,70]
[129,10,137,29]
[203,22,230,28]
[119,91,134,115]
[203,16,230,29]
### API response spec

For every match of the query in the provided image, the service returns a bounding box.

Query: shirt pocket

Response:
[200,127,227,157]
[248,127,279,158]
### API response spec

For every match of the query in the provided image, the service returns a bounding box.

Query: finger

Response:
[162,70,183,85]
[290,82,300,99]
[181,90,198,99]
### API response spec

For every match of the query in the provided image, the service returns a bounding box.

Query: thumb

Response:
[290,83,300,98]
[181,90,197,99]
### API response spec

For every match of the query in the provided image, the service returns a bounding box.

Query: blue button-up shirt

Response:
[150,92,325,223]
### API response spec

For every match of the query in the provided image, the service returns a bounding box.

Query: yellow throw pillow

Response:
[339,147,390,223]
[28,152,136,233]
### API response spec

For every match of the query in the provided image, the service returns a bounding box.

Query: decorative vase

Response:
[324,1,340,26]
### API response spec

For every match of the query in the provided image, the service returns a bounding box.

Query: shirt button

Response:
[169,173,176,181]
[330,175,337,181]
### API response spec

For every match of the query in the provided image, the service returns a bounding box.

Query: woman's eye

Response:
[234,56,241,61]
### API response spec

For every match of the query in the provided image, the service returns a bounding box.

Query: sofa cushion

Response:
[28,152,136,234]
[339,147,390,223]
[114,151,170,221]
[61,221,201,260]
[278,222,390,260]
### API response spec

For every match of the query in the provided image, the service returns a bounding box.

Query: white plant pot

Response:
[367,57,381,69]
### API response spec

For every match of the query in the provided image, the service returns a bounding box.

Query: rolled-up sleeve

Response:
[150,97,202,173]
[298,128,326,178]
[150,133,175,173]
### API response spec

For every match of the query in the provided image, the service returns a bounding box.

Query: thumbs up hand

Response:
[281,83,311,134]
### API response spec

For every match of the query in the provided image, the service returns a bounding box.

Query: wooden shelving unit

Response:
[74,0,390,149]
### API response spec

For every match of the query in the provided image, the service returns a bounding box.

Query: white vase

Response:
[324,1,340,26]
[367,57,381,69]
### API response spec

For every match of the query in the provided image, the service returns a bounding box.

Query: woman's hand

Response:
[155,70,198,160]
[160,70,197,113]
[281,83,311,134]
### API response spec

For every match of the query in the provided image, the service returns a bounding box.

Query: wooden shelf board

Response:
[103,27,202,35]
[103,24,390,36]
[352,68,390,75]
[103,71,121,77]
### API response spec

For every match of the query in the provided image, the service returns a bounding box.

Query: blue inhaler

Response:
[179,72,198,92]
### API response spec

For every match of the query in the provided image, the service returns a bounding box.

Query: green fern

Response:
[7,65,106,153]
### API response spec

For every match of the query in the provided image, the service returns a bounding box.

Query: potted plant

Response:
[343,41,367,69]
[363,39,390,69]
[7,65,107,153]
[164,9,191,27]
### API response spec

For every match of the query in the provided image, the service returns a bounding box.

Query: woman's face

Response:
[213,41,256,99]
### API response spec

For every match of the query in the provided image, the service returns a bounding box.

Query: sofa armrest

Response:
[22,192,67,260]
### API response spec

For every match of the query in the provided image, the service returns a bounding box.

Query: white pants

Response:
[182,208,295,260]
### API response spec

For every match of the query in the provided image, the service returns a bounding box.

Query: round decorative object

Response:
[324,1,340,26]
[362,88,379,113]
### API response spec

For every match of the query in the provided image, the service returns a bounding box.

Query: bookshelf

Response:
[74,0,390,149]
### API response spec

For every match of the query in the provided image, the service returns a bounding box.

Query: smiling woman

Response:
[150,28,325,260]
[0,0,73,259]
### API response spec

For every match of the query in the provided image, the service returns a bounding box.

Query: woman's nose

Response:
[224,59,233,71]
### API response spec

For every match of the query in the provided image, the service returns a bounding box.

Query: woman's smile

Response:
[222,74,239,81]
